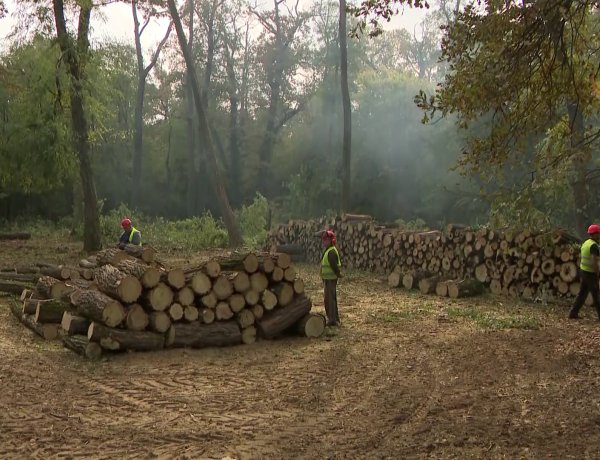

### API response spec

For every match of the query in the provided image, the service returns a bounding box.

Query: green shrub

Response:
[238,193,269,249]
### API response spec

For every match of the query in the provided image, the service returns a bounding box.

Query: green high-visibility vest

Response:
[580,238,597,273]
[129,227,142,246]
[321,246,341,280]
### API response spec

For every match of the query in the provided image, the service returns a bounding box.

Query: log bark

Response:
[126,303,149,331]
[241,325,257,344]
[447,279,485,299]
[35,300,71,323]
[146,282,174,311]
[183,305,199,322]
[165,320,242,348]
[256,295,312,339]
[61,312,90,336]
[88,322,165,351]
[36,276,72,299]
[62,334,102,360]
[190,271,212,295]
[40,265,71,280]
[70,289,126,328]
[296,313,325,338]
[402,270,431,290]
[94,265,142,303]
[10,301,60,340]
[0,232,30,240]
[169,303,184,321]
[0,281,35,296]
[149,311,171,333]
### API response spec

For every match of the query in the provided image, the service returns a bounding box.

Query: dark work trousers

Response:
[324,279,340,325]
[570,270,600,319]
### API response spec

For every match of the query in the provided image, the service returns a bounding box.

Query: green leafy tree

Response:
[416,0,600,235]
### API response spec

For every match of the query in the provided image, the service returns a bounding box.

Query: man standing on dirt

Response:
[321,229,342,327]
[118,218,142,250]
[569,224,600,320]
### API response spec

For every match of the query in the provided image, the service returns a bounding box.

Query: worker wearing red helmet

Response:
[569,224,600,320]
[118,218,142,249]
[321,229,342,327]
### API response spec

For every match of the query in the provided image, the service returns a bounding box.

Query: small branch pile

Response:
[4,246,324,360]
[269,214,582,303]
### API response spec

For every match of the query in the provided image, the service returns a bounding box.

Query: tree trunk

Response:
[256,295,312,339]
[88,322,165,351]
[567,100,590,238]
[70,289,126,327]
[62,334,102,360]
[339,0,351,213]
[165,320,242,348]
[185,0,197,216]
[168,0,242,247]
[52,0,101,251]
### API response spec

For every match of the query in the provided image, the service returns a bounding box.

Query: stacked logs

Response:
[7,248,323,360]
[268,215,583,303]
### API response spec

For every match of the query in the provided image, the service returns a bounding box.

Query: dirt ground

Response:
[2,237,600,459]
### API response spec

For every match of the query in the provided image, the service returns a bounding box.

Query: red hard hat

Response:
[322,229,336,245]
[588,224,600,235]
[121,218,132,229]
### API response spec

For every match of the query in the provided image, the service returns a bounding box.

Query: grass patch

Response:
[446,306,541,330]
[367,306,436,323]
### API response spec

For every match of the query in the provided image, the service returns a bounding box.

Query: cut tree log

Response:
[419,276,444,295]
[275,253,292,269]
[40,265,71,280]
[149,311,171,333]
[228,293,246,313]
[271,267,284,282]
[215,302,234,320]
[231,272,250,293]
[190,272,212,295]
[241,325,257,345]
[123,244,156,263]
[243,253,259,273]
[271,282,294,307]
[36,276,72,299]
[262,290,278,311]
[388,271,402,288]
[35,300,71,323]
[165,320,242,348]
[213,275,233,300]
[126,304,149,331]
[169,303,184,321]
[177,287,195,306]
[205,260,221,278]
[250,272,269,293]
[236,309,255,329]
[447,279,485,299]
[251,304,264,320]
[146,282,174,311]
[61,312,90,336]
[244,289,260,306]
[183,305,199,322]
[201,308,215,324]
[296,313,325,338]
[166,268,186,289]
[62,334,102,360]
[94,265,142,303]
[201,291,218,309]
[256,295,312,339]
[293,278,305,295]
[116,259,161,288]
[0,281,35,296]
[10,301,60,340]
[88,322,165,351]
[435,280,450,297]
[283,266,297,282]
[402,270,431,290]
[0,232,30,240]
[96,248,132,266]
[70,289,126,328]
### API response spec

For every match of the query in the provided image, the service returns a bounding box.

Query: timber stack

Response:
[268,214,583,303]
[3,247,323,360]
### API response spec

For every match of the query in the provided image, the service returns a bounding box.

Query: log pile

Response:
[268,215,583,303]
[5,250,323,360]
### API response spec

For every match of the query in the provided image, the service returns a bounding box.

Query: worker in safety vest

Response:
[118,218,142,249]
[321,229,342,326]
[569,224,600,320]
